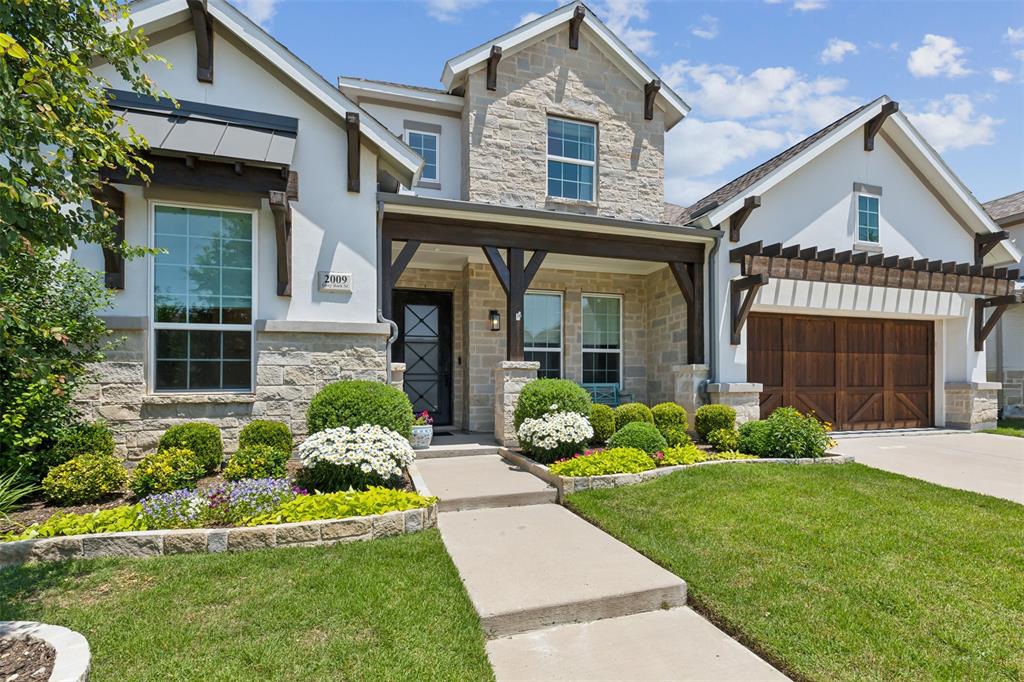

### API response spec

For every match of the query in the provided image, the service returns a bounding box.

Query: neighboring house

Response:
[983,191,1024,415]
[79,0,1021,456]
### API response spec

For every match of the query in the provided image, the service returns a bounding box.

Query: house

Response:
[79,0,1021,455]
[983,191,1024,415]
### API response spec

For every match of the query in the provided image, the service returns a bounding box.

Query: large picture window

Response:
[152,204,254,392]
[582,294,622,386]
[524,291,562,379]
[547,117,595,201]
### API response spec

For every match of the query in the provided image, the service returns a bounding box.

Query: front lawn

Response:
[0,530,493,681]
[568,463,1024,681]
[984,417,1024,438]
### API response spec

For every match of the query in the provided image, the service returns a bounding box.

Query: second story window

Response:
[857,194,880,243]
[547,117,595,201]
[408,131,439,182]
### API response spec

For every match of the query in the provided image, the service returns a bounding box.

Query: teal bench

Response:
[581,383,635,407]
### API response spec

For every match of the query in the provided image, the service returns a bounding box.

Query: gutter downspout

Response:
[376,200,399,384]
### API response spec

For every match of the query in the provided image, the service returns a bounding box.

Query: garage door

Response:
[747,313,933,430]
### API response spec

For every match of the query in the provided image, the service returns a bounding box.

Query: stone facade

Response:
[993,369,1024,416]
[75,327,388,457]
[944,382,1000,430]
[461,29,665,221]
[706,383,763,425]
[672,364,709,429]
[494,361,540,447]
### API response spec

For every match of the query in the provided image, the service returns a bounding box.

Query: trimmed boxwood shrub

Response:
[707,427,740,452]
[694,404,736,441]
[130,447,205,498]
[651,402,690,447]
[588,403,616,443]
[513,379,591,432]
[306,380,414,439]
[238,420,292,452]
[738,407,832,458]
[159,423,223,474]
[42,452,127,505]
[222,444,291,481]
[607,422,667,454]
[32,421,115,481]
[613,403,653,431]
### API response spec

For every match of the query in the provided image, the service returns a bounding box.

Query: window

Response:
[857,194,880,243]
[407,131,439,182]
[152,204,254,392]
[547,117,595,201]
[582,294,622,386]
[524,292,562,378]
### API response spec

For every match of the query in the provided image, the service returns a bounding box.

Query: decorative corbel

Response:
[974,293,1022,351]
[864,101,898,151]
[728,195,762,242]
[644,79,660,121]
[569,5,585,49]
[486,45,502,91]
[186,0,214,83]
[974,230,1008,266]
[730,273,768,344]
[269,190,292,296]
[90,184,125,290]
[346,112,360,193]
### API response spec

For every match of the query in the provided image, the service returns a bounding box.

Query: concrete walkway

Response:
[833,432,1024,503]
[415,448,785,681]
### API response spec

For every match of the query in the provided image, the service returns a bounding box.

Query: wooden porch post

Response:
[507,248,525,361]
[669,260,705,365]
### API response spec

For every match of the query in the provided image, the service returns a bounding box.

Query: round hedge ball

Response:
[306,380,414,439]
[513,378,592,432]
[613,402,654,431]
[588,403,616,443]
[607,421,668,455]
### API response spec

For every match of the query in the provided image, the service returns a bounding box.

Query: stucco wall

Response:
[461,28,664,221]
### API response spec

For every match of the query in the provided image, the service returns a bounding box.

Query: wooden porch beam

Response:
[390,240,421,288]
[101,153,289,194]
[486,45,502,91]
[346,112,360,193]
[269,190,292,296]
[727,195,762,242]
[644,79,660,121]
[186,0,214,83]
[864,101,898,151]
[731,273,768,345]
[974,230,1008,266]
[90,184,125,290]
[482,246,510,294]
[569,5,585,49]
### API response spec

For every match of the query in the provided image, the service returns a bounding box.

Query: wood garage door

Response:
[748,313,933,430]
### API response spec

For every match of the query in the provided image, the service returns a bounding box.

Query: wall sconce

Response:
[489,310,501,331]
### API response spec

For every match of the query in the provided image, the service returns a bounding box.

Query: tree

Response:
[0,0,161,257]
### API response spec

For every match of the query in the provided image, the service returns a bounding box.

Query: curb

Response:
[0,621,91,682]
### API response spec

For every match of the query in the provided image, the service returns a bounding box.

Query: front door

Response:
[393,290,453,426]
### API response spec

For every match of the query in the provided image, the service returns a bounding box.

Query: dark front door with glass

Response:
[393,290,453,426]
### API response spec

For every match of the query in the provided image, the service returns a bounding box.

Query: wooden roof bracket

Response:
[864,101,898,151]
[482,247,547,360]
[728,196,762,242]
[644,79,660,121]
[486,45,502,91]
[90,183,125,290]
[569,5,585,49]
[186,0,214,83]
[731,273,768,344]
[269,190,292,296]
[346,112,360,193]
[975,293,1023,351]
[669,260,706,364]
[974,230,1008,266]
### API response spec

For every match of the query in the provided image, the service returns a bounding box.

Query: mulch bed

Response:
[0,637,55,681]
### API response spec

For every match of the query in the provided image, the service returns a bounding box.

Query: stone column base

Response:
[390,363,406,391]
[494,361,540,447]
[944,381,1000,430]
[706,383,763,425]
[672,364,709,430]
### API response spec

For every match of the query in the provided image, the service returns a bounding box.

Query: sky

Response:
[234,0,1023,208]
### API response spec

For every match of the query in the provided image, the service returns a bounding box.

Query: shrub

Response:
[656,443,707,467]
[238,420,292,453]
[159,423,223,474]
[247,487,435,526]
[588,404,616,444]
[41,452,127,506]
[651,403,689,446]
[517,411,594,463]
[695,404,736,441]
[130,447,206,498]
[707,427,740,452]
[307,380,414,439]
[295,425,415,492]
[607,422,667,454]
[715,451,758,461]
[5,505,146,542]
[613,403,654,431]
[223,445,290,482]
[513,379,591,433]
[33,421,115,480]
[548,447,655,477]
[738,407,833,458]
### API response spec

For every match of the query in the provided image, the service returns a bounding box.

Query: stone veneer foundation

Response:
[706,383,763,425]
[944,381,1000,430]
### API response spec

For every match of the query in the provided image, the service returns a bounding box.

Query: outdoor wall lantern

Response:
[489,310,501,331]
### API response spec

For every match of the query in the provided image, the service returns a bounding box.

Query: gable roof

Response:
[983,190,1024,227]
[440,1,690,130]
[118,0,422,185]
[338,76,465,114]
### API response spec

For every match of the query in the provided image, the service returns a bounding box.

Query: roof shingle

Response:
[983,191,1024,224]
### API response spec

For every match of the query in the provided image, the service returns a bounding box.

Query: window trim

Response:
[855,191,881,244]
[523,290,564,379]
[581,292,623,389]
[405,128,440,185]
[546,115,597,202]
[147,199,259,395]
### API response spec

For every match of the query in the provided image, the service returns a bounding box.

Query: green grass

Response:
[984,417,1024,438]
[0,530,492,682]
[567,463,1024,681]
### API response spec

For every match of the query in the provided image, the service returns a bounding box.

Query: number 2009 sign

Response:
[318,271,352,292]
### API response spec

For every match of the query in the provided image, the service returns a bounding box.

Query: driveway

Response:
[833,432,1024,504]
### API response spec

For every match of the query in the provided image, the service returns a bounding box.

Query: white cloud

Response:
[690,15,719,40]
[907,34,972,77]
[1006,26,1024,43]
[666,118,786,180]
[1016,49,1024,62]
[594,0,656,55]
[793,0,826,10]
[991,67,1015,83]
[819,38,857,64]
[906,95,1001,152]
[422,0,488,22]
[234,0,278,26]
[867,41,899,51]
[517,11,543,27]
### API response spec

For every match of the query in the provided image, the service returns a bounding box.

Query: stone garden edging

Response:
[499,448,855,500]
[0,505,437,568]
[0,621,91,682]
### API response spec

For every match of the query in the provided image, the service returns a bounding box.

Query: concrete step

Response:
[439,504,687,638]
[415,443,501,459]
[413,455,557,511]
[486,607,786,681]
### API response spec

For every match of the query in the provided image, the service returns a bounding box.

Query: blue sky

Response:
[237,0,1023,207]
